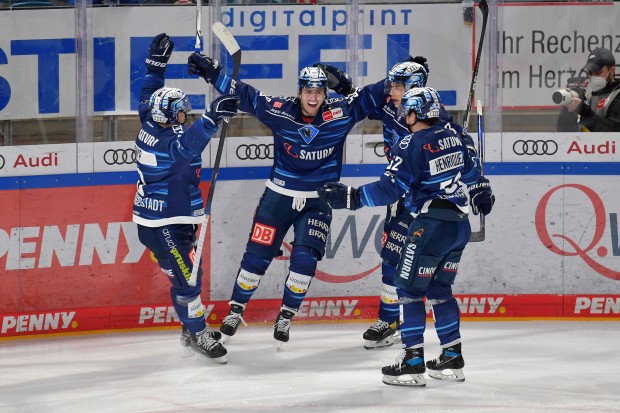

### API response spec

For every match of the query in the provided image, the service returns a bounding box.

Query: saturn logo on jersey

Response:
[284,142,299,158]
[298,125,319,144]
[423,143,441,153]
[251,222,277,246]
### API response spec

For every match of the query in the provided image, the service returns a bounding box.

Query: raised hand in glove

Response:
[468,176,495,215]
[188,53,222,83]
[146,33,174,73]
[402,55,429,74]
[313,63,354,96]
[204,95,239,125]
[318,182,360,210]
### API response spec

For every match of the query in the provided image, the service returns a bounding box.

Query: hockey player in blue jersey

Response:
[318,87,495,386]
[319,58,485,350]
[133,33,239,363]
[186,52,387,347]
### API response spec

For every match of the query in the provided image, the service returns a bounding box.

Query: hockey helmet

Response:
[385,62,428,93]
[149,87,191,124]
[298,66,328,92]
[397,87,441,120]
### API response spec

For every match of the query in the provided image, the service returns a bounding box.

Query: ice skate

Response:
[188,330,228,364]
[273,309,295,350]
[181,324,221,348]
[426,342,465,382]
[219,302,247,343]
[381,347,426,387]
[363,319,398,349]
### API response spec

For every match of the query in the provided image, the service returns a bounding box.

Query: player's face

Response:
[390,83,406,107]
[300,87,326,117]
[177,112,186,125]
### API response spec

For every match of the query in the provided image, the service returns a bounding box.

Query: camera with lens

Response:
[552,76,588,106]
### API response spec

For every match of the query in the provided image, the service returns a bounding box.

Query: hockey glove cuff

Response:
[468,176,495,215]
[188,53,222,84]
[318,182,360,210]
[146,33,174,73]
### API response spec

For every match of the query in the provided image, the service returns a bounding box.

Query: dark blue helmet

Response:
[149,87,191,124]
[384,62,428,93]
[397,87,441,120]
[298,66,328,91]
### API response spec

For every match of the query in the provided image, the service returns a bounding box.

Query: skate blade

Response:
[274,340,285,351]
[382,373,426,387]
[427,368,465,382]
[220,334,232,344]
[212,355,228,364]
[363,336,395,350]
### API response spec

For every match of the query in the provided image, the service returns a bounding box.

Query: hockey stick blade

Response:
[469,229,485,243]
[189,24,241,287]
[212,22,241,57]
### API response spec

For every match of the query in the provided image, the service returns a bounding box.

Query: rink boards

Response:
[1,135,620,337]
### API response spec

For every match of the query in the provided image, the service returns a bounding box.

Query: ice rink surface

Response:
[1,321,619,413]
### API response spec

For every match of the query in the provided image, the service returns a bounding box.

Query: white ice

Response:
[1,321,619,413]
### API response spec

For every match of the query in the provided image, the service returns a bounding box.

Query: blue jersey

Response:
[132,72,219,227]
[358,124,481,215]
[212,73,384,195]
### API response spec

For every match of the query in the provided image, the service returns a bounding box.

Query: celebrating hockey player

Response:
[132,33,239,363]
[318,57,484,350]
[186,52,388,348]
[318,87,495,386]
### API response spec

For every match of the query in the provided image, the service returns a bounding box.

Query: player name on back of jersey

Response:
[429,152,464,175]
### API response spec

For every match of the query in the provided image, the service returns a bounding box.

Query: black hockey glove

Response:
[188,53,222,84]
[204,94,239,125]
[314,63,354,95]
[146,33,174,73]
[468,176,495,215]
[318,182,360,210]
[402,55,430,75]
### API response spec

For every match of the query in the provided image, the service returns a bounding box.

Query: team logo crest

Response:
[298,125,319,144]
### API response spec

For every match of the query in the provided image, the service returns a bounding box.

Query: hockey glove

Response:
[468,176,495,215]
[402,55,430,75]
[146,33,174,73]
[318,182,360,210]
[314,63,354,96]
[188,53,222,84]
[460,133,476,153]
[204,94,239,125]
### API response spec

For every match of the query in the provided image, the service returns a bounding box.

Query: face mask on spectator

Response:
[589,75,607,93]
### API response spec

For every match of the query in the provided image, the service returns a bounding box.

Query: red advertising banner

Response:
[1,182,619,339]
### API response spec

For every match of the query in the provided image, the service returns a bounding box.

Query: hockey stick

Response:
[189,22,241,287]
[194,0,202,52]
[462,0,488,136]
[469,100,486,242]
[464,0,488,243]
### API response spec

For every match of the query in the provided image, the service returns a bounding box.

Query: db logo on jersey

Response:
[273,101,282,108]
[322,108,343,121]
[251,223,277,245]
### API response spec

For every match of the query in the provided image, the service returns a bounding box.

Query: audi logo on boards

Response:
[0,154,5,170]
[236,144,273,160]
[363,141,386,158]
[104,148,136,165]
[513,140,558,156]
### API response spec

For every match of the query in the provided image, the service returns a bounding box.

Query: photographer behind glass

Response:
[555,47,620,132]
